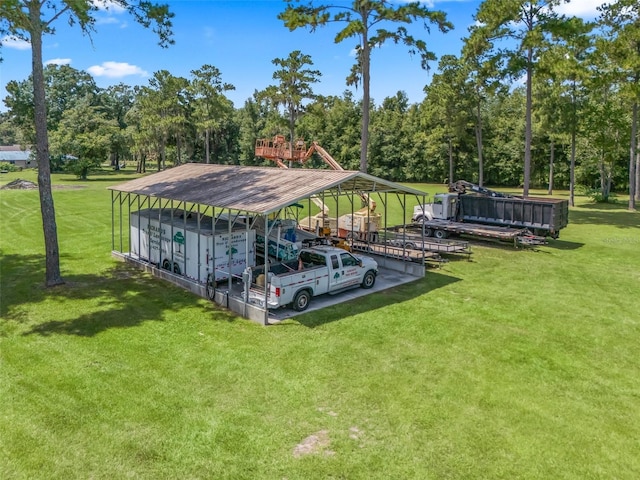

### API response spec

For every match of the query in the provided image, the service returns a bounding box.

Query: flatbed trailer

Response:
[417,219,547,246]
[381,226,471,255]
[351,241,443,264]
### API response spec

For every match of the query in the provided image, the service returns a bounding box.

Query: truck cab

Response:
[413,193,458,222]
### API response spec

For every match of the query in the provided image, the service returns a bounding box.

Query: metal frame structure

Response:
[109,164,427,324]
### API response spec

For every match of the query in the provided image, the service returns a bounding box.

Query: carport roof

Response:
[109,163,427,214]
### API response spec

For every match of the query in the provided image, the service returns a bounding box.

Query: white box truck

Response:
[130,209,256,283]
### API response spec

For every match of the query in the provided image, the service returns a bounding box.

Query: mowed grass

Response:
[1,169,639,479]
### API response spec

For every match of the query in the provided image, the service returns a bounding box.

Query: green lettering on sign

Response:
[173,232,185,245]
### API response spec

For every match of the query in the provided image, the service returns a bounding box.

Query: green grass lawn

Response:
[1,169,639,479]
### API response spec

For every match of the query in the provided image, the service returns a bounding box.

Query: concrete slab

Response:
[115,251,425,325]
[227,265,422,322]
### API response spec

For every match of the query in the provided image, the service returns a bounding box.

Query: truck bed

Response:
[459,195,569,236]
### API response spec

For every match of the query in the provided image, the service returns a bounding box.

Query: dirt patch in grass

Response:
[1,179,38,189]
[1,179,87,190]
[293,430,334,458]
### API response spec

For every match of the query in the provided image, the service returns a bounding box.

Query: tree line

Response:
[1,0,638,288]
[2,46,636,197]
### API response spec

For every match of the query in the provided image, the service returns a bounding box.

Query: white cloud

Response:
[87,61,148,78]
[92,1,127,28]
[45,58,72,66]
[1,36,30,50]
[96,16,119,25]
[419,0,476,6]
[92,0,126,13]
[556,0,605,18]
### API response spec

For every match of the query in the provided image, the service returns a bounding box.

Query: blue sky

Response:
[1,0,604,113]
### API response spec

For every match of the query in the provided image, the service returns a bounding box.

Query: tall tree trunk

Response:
[289,112,295,168]
[160,135,166,170]
[360,28,371,173]
[548,140,554,195]
[570,83,578,207]
[29,3,63,287]
[599,146,606,200]
[176,135,182,166]
[205,129,211,164]
[570,126,576,207]
[523,49,533,198]
[475,101,484,187]
[448,136,454,185]
[636,148,639,201]
[629,101,637,210]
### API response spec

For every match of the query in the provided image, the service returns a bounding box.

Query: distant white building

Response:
[0,145,35,169]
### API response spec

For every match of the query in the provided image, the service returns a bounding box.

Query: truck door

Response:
[329,254,341,289]
[331,252,363,290]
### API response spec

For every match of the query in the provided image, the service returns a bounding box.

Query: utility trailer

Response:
[416,219,547,246]
[412,181,569,243]
[350,241,443,264]
[380,226,471,255]
[130,208,256,283]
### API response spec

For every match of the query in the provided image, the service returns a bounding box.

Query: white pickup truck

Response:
[248,246,378,312]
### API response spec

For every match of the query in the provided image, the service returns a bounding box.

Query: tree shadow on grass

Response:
[293,271,461,329]
[571,204,639,229]
[0,253,237,337]
[545,239,584,250]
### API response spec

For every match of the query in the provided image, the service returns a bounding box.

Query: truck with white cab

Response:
[248,246,378,312]
[412,181,569,243]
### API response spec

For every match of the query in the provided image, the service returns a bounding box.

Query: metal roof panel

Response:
[109,164,426,214]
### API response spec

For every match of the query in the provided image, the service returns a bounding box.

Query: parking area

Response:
[220,255,424,323]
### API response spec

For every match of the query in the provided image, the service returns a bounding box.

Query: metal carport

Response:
[109,163,428,324]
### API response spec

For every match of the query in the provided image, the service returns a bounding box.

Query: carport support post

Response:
[384,192,388,257]
[111,191,115,251]
[118,193,123,253]
[227,208,233,292]
[243,210,250,317]
[138,196,142,261]
[263,213,269,326]
[401,195,407,273]
[211,206,217,292]
[421,194,426,264]
[196,203,201,283]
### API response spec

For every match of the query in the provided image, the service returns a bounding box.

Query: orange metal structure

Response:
[255,135,380,241]
[255,136,344,170]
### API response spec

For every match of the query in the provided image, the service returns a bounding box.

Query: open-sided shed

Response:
[109,163,427,324]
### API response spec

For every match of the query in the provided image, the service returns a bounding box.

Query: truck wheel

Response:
[423,228,433,237]
[162,259,171,270]
[292,290,311,312]
[405,241,416,250]
[361,270,376,289]
[434,229,448,239]
[414,216,425,224]
[173,263,181,275]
